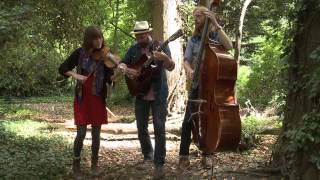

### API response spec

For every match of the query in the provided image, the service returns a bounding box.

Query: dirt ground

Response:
[25,101,282,180]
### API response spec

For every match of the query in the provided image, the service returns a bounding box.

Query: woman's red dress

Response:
[73,74,108,125]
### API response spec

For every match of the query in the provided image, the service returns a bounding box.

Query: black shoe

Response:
[178,155,190,170]
[154,165,165,179]
[72,157,84,180]
[136,159,153,170]
[91,156,103,177]
[201,155,212,169]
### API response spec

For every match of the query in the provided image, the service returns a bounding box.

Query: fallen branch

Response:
[259,127,281,135]
[216,167,281,177]
[102,134,180,141]
[61,120,182,135]
[106,107,117,118]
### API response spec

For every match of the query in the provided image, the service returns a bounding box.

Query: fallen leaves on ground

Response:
[21,100,282,180]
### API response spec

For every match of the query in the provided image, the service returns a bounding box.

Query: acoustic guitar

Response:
[125,29,183,96]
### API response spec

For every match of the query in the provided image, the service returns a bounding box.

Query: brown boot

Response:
[154,165,165,179]
[136,159,153,170]
[178,155,190,170]
[201,155,212,169]
[72,157,84,180]
[91,156,103,177]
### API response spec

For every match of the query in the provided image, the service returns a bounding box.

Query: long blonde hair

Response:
[192,6,212,37]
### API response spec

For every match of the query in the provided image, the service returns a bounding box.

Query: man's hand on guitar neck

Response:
[153,51,169,61]
[118,63,140,79]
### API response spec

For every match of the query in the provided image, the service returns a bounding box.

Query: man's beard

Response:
[195,23,204,32]
[139,41,149,48]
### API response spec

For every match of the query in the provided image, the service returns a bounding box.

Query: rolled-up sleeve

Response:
[58,48,81,78]
[121,45,135,64]
[184,38,193,63]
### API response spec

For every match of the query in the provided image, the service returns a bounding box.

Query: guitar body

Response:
[125,54,160,96]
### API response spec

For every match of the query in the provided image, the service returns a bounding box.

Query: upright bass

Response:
[184,0,241,153]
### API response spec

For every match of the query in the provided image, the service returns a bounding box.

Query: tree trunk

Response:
[234,0,253,102]
[198,0,209,6]
[112,0,120,54]
[234,0,253,64]
[272,0,320,179]
[151,0,186,115]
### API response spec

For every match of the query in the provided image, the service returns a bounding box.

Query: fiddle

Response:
[92,46,120,69]
[92,46,123,83]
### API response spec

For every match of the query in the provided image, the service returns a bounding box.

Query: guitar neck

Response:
[143,29,182,68]
[157,40,169,52]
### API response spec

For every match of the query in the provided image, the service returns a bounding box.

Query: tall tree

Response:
[151,0,186,114]
[234,0,253,63]
[112,0,121,54]
[272,0,320,179]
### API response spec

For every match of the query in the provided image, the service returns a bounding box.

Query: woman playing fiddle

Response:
[59,26,118,179]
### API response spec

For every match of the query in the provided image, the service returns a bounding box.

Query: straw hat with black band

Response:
[131,21,153,34]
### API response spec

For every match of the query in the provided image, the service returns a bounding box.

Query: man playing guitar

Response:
[118,21,175,179]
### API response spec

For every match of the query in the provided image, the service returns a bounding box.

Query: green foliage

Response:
[241,115,264,147]
[310,151,320,170]
[118,115,136,123]
[0,120,73,179]
[0,2,32,46]
[177,0,196,45]
[237,66,252,104]
[0,96,73,121]
[218,0,295,40]
[286,46,320,169]
[0,39,66,96]
[109,76,134,105]
[241,115,281,147]
[106,0,152,56]
[284,111,320,169]
[237,21,287,109]
[0,99,34,119]
[307,46,320,99]
[8,95,73,104]
[0,0,151,99]
[274,1,320,174]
